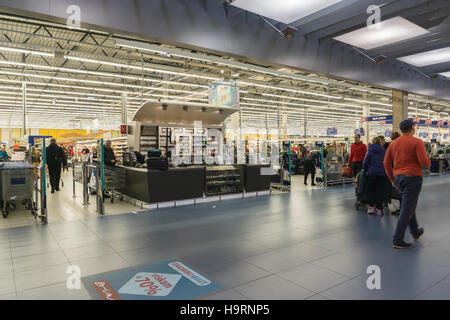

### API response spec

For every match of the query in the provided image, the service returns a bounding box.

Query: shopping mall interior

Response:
[0,0,450,303]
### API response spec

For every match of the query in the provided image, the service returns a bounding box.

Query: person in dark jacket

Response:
[103,140,116,166]
[46,138,67,193]
[363,136,387,216]
[304,150,320,186]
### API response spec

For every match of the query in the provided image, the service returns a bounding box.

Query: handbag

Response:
[341,164,353,178]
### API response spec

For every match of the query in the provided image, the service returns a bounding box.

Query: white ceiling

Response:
[231,0,344,24]
[333,17,430,50]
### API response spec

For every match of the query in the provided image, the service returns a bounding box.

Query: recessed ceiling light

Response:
[398,47,450,67]
[231,0,343,24]
[333,16,429,50]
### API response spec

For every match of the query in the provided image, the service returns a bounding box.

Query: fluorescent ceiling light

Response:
[440,71,450,78]
[333,17,429,50]
[0,46,54,57]
[398,47,450,67]
[231,0,343,24]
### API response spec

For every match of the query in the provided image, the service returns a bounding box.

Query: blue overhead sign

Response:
[365,115,392,122]
[419,132,428,139]
[327,128,337,136]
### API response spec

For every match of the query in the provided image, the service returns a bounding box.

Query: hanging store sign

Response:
[355,128,366,136]
[208,80,239,108]
[327,128,337,136]
[364,115,393,122]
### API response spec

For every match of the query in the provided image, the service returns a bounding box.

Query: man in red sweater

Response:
[384,120,431,249]
[348,134,367,177]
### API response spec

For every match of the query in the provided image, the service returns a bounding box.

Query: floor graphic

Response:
[82,259,221,300]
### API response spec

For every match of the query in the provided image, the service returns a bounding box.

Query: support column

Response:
[363,104,370,144]
[282,114,287,140]
[121,92,128,126]
[392,90,409,133]
[304,108,308,138]
[22,82,27,137]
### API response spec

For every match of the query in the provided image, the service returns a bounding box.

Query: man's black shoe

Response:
[311,183,316,186]
[55,188,60,192]
[413,228,424,240]
[393,240,413,249]
[51,189,55,194]
[304,182,308,185]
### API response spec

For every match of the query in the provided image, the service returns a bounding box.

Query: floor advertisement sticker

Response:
[82,259,221,300]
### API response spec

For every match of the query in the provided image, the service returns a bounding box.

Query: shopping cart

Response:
[0,162,37,218]
[103,165,126,203]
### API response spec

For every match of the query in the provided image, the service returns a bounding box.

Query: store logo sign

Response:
[169,261,211,287]
[92,279,122,300]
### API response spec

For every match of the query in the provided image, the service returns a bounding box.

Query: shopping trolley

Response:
[103,165,126,203]
[0,162,37,218]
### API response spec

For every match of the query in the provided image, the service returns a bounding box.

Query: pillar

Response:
[121,92,128,126]
[304,108,308,138]
[282,114,287,140]
[363,104,370,144]
[392,90,409,134]
[22,82,27,137]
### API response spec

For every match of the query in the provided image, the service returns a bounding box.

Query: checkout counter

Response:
[120,100,271,204]
[119,164,271,204]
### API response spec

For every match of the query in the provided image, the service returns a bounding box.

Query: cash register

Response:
[147,149,168,170]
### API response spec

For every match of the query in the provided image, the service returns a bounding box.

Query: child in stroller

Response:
[354,170,401,215]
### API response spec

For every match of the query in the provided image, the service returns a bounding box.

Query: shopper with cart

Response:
[384,120,431,249]
[348,134,367,177]
[46,138,67,193]
[104,140,116,166]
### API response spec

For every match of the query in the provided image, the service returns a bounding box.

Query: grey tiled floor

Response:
[0,174,450,300]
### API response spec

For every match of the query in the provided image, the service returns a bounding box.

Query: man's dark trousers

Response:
[304,160,316,184]
[48,164,62,191]
[351,161,363,177]
[393,175,422,243]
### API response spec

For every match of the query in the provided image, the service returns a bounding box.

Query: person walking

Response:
[363,137,387,216]
[348,134,367,177]
[46,138,67,193]
[304,149,320,186]
[384,120,431,249]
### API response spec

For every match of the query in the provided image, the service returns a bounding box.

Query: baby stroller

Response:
[355,169,401,215]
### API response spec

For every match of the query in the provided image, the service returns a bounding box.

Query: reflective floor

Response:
[1,173,450,300]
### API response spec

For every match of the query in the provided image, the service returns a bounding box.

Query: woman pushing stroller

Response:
[363,136,389,216]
